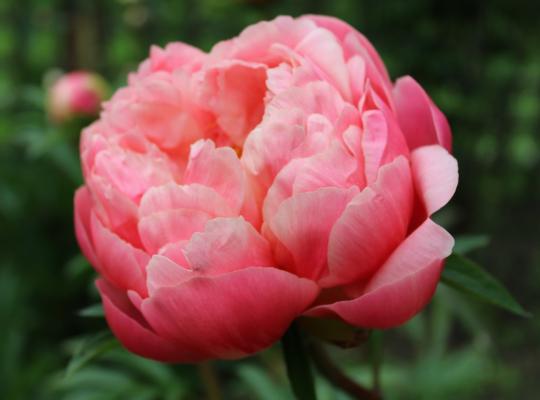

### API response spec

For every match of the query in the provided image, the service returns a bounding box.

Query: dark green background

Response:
[0,1,538,399]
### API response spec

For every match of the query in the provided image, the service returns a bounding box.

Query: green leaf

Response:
[281,322,317,400]
[453,235,490,254]
[441,254,530,317]
[77,303,104,318]
[65,332,120,379]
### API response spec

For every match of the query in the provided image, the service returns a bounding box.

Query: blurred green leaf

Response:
[453,235,490,254]
[78,304,104,318]
[65,333,120,379]
[441,254,530,317]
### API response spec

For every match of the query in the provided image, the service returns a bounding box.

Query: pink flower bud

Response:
[47,71,108,123]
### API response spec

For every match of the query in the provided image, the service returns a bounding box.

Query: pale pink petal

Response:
[96,279,201,362]
[141,267,319,360]
[322,156,413,286]
[138,209,211,254]
[393,76,452,151]
[267,187,358,281]
[146,255,193,295]
[411,145,458,215]
[184,217,274,275]
[183,140,245,212]
[90,213,149,296]
[305,219,454,328]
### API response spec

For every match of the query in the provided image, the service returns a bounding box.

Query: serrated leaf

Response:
[441,254,530,317]
[453,235,490,254]
[65,332,120,379]
[78,303,104,318]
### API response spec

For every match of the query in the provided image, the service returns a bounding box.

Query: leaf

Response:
[453,234,489,254]
[78,303,104,318]
[281,322,318,400]
[441,253,530,317]
[65,332,120,379]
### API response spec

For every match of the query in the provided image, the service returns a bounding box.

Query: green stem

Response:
[197,361,222,400]
[281,322,317,400]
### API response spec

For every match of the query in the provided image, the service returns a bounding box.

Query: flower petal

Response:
[393,76,452,151]
[96,279,199,362]
[411,145,458,215]
[74,187,98,267]
[322,156,413,286]
[141,267,319,360]
[305,219,454,328]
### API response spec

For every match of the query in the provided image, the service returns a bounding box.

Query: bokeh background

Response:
[0,0,538,399]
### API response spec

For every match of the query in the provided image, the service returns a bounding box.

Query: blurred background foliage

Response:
[0,0,538,399]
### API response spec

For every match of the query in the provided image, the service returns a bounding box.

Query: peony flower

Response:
[48,71,108,123]
[75,15,458,362]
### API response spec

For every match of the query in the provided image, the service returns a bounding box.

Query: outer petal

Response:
[96,279,199,362]
[305,219,454,328]
[322,156,413,286]
[411,145,458,215]
[141,267,319,360]
[393,76,452,151]
[91,213,149,296]
[267,187,358,281]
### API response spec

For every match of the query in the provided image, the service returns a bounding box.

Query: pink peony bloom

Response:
[48,71,108,122]
[75,15,458,362]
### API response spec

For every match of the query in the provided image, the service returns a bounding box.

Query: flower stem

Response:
[309,342,381,400]
[197,361,222,400]
[281,322,318,400]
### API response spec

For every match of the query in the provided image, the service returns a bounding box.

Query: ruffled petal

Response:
[74,187,98,267]
[322,156,413,286]
[267,187,358,280]
[305,219,454,328]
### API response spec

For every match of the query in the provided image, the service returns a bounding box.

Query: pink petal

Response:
[411,145,458,215]
[96,279,200,362]
[199,61,267,146]
[146,255,193,295]
[91,213,149,296]
[184,217,274,275]
[138,209,211,254]
[139,183,233,219]
[393,76,452,151]
[305,219,454,328]
[322,156,413,286]
[74,187,98,267]
[141,267,319,360]
[267,187,358,281]
[184,140,245,212]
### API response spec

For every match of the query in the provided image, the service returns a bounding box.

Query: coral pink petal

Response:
[184,140,245,212]
[200,61,267,146]
[184,217,274,275]
[139,183,233,219]
[96,279,200,362]
[305,219,454,328]
[91,213,149,296]
[323,156,413,286]
[74,187,98,267]
[411,145,458,215]
[138,209,211,254]
[141,267,319,360]
[393,76,452,151]
[268,187,358,280]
